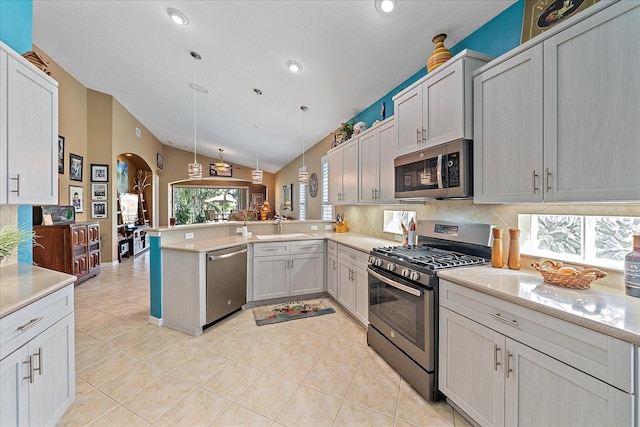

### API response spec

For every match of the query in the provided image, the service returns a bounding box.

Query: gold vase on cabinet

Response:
[427,33,453,73]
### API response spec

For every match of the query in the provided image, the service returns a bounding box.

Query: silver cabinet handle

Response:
[489,312,519,327]
[532,170,539,193]
[18,316,45,332]
[506,349,514,378]
[422,127,426,143]
[10,173,20,195]
[494,344,501,371]
[371,188,375,200]
[545,168,551,193]
[416,128,421,144]
[291,259,294,269]
[23,357,33,383]
[33,348,43,376]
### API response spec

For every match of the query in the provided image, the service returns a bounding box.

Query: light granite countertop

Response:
[161,231,396,254]
[0,264,76,318]
[438,266,640,345]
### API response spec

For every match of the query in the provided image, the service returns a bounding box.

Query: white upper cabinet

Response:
[393,50,491,157]
[474,1,640,203]
[328,138,359,205]
[1,42,58,205]
[358,117,396,204]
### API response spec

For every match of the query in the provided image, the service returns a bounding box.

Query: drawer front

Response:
[253,242,289,257]
[327,240,338,256]
[439,279,634,393]
[338,244,369,268]
[290,240,324,254]
[0,285,74,360]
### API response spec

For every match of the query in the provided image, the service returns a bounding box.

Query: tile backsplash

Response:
[343,200,640,291]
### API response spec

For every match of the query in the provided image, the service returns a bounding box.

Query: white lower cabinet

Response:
[0,286,75,427]
[252,240,324,301]
[335,244,368,325]
[439,280,634,426]
[327,241,338,299]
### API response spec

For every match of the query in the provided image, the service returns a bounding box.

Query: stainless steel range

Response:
[367,220,493,401]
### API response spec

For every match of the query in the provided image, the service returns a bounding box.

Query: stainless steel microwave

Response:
[394,139,472,199]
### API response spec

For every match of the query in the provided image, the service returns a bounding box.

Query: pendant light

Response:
[252,88,263,184]
[214,148,231,172]
[298,105,309,184]
[188,51,203,180]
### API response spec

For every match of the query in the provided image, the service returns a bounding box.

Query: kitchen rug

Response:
[253,299,335,326]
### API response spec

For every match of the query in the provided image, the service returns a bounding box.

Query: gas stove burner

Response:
[372,244,488,272]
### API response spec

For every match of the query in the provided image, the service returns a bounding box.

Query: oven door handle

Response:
[368,268,423,297]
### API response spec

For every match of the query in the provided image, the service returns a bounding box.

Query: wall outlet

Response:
[394,234,402,241]
[324,225,332,230]
[236,227,243,233]
[310,225,318,231]
[185,232,194,240]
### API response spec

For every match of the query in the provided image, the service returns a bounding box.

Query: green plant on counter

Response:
[0,225,39,259]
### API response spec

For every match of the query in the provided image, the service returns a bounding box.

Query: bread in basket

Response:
[531,258,607,290]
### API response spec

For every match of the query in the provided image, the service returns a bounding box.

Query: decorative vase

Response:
[427,33,453,73]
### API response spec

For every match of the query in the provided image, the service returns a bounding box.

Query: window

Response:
[299,166,307,221]
[519,214,640,270]
[321,155,334,221]
[172,186,248,225]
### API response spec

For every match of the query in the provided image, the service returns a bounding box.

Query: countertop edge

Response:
[438,268,640,345]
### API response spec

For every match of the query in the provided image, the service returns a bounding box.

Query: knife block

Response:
[336,221,348,233]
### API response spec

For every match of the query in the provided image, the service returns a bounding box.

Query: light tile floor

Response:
[59,251,472,427]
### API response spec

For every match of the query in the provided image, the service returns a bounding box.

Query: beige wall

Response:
[274,133,334,219]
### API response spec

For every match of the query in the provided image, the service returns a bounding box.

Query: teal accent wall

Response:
[350,0,525,127]
[0,0,33,54]
[17,205,32,264]
[149,236,162,319]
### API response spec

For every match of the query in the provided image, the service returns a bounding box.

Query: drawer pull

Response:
[23,357,34,384]
[489,312,519,327]
[18,316,45,332]
[506,350,513,379]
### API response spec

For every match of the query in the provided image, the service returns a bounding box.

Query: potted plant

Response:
[0,224,38,262]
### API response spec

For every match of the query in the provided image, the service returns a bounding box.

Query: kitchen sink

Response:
[254,233,312,240]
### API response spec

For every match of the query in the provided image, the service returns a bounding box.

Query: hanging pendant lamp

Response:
[298,106,309,184]
[188,51,203,179]
[252,88,263,184]
[213,148,231,172]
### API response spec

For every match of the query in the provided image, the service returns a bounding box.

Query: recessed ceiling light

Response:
[167,8,189,25]
[286,60,303,73]
[375,0,396,14]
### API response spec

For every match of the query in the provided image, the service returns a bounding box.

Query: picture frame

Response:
[69,153,83,182]
[210,164,233,177]
[58,135,65,174]
[116,160,128,194]
[91,164,109,182]
[521,0,598,43]
[157,153,164,170]
[251,192,264,207]
[69,185,84,213]
[91,201,107,219]
[91,183,107,200]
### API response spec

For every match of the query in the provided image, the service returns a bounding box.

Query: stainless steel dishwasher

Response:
[206,244,248,325]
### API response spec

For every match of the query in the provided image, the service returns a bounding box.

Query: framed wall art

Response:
[91,183,107,200]
[91,164,109,182]
[157,153,164,170]
[521,0,599,43]
[70,185,84,213]
[58,135,65,174]
[116,160,128,194]
[251,192,264,207]
[69,153,83,182]
[91,201,107,219]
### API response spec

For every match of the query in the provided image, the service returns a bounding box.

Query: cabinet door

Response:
[0,345,29,427]
[358,131,378,203]
[423,59,464,147]
[327,254,338,299]
[543,3,640,202]
[73,255,88,277]
[352,266,368,325]
[337,260,355,313]
[253,255,289,301]
[328,148,343,205]
[376,120,397,202]
[474,45,544,203]
[504,338,633,427]
[88,224,100,242]
[439,307,504,427]
[5,53,58,205]
[290,252,324,296]
[341,140,359,204]
[394,85,423,156]
[29,314,74,427]
[72,226,87,248]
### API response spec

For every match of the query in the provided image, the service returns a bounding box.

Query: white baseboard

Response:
[148,316,162,327]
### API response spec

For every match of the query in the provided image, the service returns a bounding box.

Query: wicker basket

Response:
[531,258,607,290]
